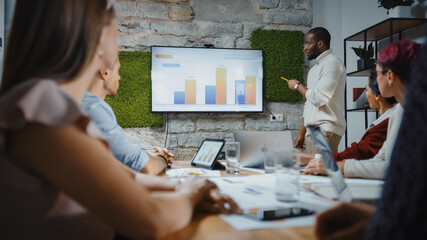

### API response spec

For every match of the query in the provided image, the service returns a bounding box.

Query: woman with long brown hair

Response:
[0,1,239,239]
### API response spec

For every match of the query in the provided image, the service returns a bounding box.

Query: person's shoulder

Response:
[81,92,114,116]
[81,91,102,108]
[391,104,404,118]
[371,118,389,131]
[0,79,86,129]
[81,94,115,123]
[325,51,343,65]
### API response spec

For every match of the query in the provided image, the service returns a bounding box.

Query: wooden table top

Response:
[162,161,316,240]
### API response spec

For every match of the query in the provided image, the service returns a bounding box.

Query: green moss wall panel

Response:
[251,29,305,102]
[105,51,163,128]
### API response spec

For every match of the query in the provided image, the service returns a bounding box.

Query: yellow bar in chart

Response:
[245,76,256,104]
[185,79,196,104]
[216,68,226,104]
[155,54,173,58]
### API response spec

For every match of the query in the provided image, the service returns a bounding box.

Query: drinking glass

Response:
[275,149,301,202]
[225,142,240,174]
[263,141,279,173]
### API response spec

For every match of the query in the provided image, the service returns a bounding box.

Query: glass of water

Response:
[275,149,301,202]
[225,142,240,174]
[263,141,279,173]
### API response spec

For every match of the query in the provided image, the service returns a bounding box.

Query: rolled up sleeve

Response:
[85,102,149,172]
[306,61,345,107]
[101,122,149,172]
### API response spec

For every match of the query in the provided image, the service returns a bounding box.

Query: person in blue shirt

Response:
[82,58,174,175]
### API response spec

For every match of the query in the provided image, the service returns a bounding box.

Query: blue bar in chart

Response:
[174,91,185,104]
[162,63,180,68]
[205,86,216,104]
[235,80,245,104]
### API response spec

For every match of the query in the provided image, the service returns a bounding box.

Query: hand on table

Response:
[179,177,242,215]
[303,158,344,175]
[303,158,327,175]
[153,147,175,168]
[315,202,375,240]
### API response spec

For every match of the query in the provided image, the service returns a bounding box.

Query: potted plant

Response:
[351,42,375,71]
[378,0,415,17]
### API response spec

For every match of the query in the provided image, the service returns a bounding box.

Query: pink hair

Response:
[377,39,421,84]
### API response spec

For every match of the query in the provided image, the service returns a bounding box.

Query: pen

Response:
[244,187,262,195]
[281,77,289,82]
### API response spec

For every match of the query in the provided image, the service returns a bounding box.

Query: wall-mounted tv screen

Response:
[151,46,263,112]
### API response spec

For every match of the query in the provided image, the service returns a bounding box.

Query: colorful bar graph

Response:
[235,80,245,104]
[216,68,226,104]
[173,71,256,106]
[206,149,214,163]
[205,86,216,104]
[185,79,196,104]
[174,91,185,104]
[245,76,256,104]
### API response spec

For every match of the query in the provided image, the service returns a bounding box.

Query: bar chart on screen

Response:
[172,69,255,105]
[151,47,263,112]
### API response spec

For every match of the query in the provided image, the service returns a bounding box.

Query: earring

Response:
[98,49,105,58]
[387,81,391,87]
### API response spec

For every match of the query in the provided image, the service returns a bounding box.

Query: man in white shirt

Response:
[288,27,346,153]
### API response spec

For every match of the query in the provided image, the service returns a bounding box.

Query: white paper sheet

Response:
[240,167,266,174]
[300,175,384,199]
[166,168,221,177]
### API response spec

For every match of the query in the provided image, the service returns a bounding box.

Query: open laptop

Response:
[233,131,293,168]
[308,125,382,203]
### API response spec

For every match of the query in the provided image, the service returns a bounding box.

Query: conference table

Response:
[162,161,316,240]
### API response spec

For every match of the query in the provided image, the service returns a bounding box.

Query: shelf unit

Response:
[343,18,427,147]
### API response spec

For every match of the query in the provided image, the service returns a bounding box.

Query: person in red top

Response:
[300,70,397,165]
[333,70,397,161]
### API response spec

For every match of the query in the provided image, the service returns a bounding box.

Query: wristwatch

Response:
[294,83,300,90]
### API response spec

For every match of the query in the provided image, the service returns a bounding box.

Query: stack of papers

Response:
[210,174,335,211]
[209,174,336,231]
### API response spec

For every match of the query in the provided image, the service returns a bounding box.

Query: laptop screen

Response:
[309,126,352,202]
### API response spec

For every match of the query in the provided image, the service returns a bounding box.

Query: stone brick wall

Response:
[114,0,313,160]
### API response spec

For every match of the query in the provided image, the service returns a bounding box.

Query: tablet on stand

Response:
[191,139,226,170]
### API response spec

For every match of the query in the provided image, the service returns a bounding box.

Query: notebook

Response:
[233,131,293,168]
[308,125,383,203]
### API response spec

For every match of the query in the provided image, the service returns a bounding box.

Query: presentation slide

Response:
[151,47,263,112]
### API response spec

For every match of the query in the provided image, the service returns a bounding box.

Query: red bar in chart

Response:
[245,76,256,104]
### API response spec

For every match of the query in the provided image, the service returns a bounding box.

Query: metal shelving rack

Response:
[343,18,427,147]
